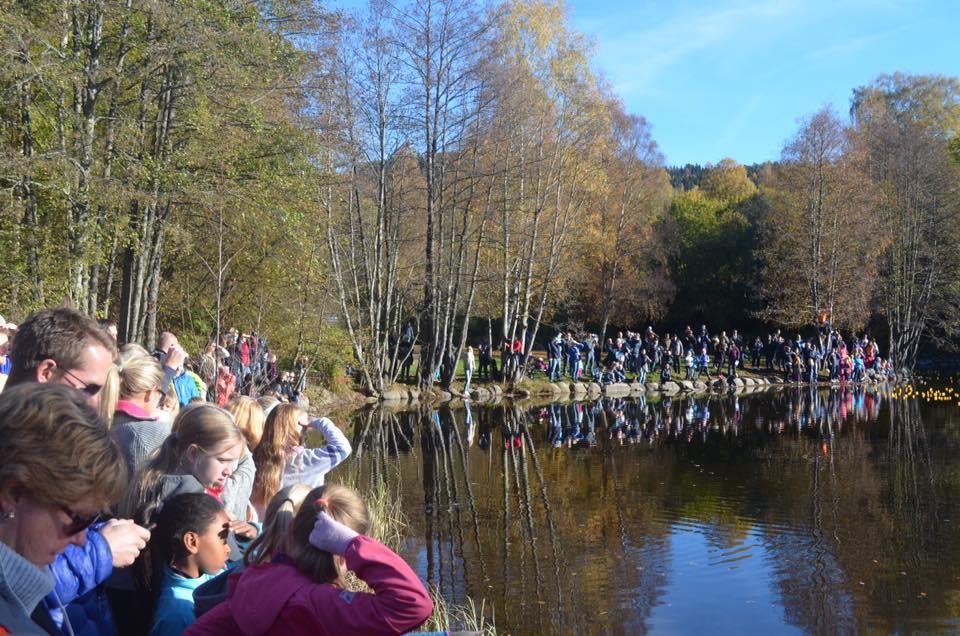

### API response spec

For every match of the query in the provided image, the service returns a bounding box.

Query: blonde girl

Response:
[250,405,351,518]
[244,484,311,566]
[226,396,265,450]
[111,344,169,480]
[111,404,256,634]
[223,396,264,521]
[120,404,251,528]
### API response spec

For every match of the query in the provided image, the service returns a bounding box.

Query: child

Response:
[251,404,351,518]
[111,405,256,635]
[698,347,711,381]
[225,396,266,521]
[120,404,253,527]
[185,484,433,635]
[661,361,671,382]
[193,484,313,618]
[150,493,233,636]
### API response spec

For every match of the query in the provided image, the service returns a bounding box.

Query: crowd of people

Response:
[530,324,896,386]
[0,307,437,636]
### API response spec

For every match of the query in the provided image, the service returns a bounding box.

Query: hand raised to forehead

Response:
[308,510,358,555]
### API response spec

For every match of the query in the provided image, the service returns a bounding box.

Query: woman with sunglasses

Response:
[0,383,127,635]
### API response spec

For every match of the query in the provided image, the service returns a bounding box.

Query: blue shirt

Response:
[150,566,220,636]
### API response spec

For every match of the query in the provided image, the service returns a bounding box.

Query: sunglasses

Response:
[59,367,104,398]
[59,505,101,536]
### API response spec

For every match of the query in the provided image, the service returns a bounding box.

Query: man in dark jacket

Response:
[547,334,563,382]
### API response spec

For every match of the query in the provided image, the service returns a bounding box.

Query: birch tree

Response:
[757,106,881,331]
[851,74,960,369]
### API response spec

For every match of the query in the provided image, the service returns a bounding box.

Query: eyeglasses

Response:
[58,366,103,398]
[59,505,101,536]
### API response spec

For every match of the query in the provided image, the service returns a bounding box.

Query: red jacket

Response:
[185,536,432,636]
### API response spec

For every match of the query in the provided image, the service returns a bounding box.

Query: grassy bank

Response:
[334,474,496,634]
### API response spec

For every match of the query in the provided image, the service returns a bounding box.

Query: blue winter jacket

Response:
[44,522,115,636]
[173,369,201,406]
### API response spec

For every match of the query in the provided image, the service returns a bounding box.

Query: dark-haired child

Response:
[150,493,232,636]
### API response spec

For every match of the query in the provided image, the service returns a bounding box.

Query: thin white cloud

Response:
[807,29,898,60]
[587,0,810,94]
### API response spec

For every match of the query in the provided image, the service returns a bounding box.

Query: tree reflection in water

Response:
[341,385,960,635]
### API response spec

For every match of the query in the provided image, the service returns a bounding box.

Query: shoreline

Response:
[332,367,902,410]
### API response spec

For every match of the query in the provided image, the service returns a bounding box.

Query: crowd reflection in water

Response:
[345,382,953,635]
[533,385,886,450]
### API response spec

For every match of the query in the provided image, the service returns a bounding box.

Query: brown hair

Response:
[227,396,265,450]
[251,404,301,509]
[0,383,126,510]
[243,484,311,567]
[290,485,369,585]
[7,307,117,386]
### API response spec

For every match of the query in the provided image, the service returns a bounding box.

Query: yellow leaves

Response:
[503,0,566,54]
[500,0,598,106]
[700,158,758,205]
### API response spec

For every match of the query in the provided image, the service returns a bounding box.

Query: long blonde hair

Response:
[227,396,265,450]
[251,404,301,509]
[99,365,120,426]
[244,484,311,566]
[290,484,369,585]
[120,404,243,525]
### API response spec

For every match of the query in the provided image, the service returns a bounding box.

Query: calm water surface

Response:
[339,387,960,635]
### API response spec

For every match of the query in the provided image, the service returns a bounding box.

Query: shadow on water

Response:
[340,385,960,635]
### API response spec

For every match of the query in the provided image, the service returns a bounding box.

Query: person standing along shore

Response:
[463,346,476,394]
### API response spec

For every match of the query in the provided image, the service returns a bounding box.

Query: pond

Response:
[337,385,960,634]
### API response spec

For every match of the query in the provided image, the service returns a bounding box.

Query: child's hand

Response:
[308,511,358,555]
[228,519,259,540]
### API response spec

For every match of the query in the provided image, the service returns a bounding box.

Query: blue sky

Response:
[566,0,960,166]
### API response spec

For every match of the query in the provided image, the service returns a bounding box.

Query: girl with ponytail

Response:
[120,404,249,528]
[186,484,433,635]
[110,404,256,635]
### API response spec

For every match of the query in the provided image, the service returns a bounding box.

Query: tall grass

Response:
[334,472,496,634]
[421,589,496,635]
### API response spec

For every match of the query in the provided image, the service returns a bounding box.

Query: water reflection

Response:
[339,385,960,634]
